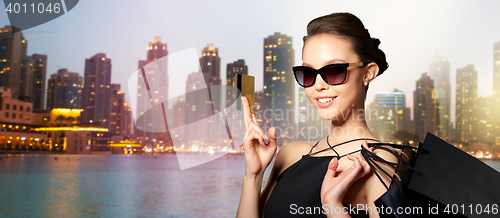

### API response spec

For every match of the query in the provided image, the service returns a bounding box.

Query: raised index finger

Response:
[241,96,253,127]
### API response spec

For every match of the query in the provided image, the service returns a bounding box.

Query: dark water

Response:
[0,154,499,217]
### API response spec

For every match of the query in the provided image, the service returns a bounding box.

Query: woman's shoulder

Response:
[273,141,319,175]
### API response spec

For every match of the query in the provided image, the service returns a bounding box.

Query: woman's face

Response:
[302,34,367,121]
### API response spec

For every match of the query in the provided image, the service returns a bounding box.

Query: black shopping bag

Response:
[404,132,500,218]
[370,132,500,218]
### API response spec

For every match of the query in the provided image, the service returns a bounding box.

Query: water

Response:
[0,154,499,217]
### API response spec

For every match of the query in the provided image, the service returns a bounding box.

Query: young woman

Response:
[236,12,397,217]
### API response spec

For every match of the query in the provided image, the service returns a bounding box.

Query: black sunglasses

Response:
[293,62,368,87]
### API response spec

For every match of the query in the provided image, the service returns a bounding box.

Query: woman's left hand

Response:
[320,141,374,206]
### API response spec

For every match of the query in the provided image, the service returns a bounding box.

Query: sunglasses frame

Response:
[293,62,369,87]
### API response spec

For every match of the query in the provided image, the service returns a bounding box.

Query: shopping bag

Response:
[404,132,500,218]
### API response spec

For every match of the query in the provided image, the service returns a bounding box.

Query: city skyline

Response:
[2,1,500,127]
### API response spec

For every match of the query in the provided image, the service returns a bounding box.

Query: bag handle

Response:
[360,140,427,193]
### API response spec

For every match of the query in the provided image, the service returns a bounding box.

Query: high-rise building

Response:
[30,54,47,111]
[135,35,170,145]
[226,59,248,107]
[82,53,111,128]
[199,42,222,114]
[368,89,411,142]
[263,32,295,147]
[170,96,185,144]
[413,73,438,140]
[477,96,493,143]
[225,59,248,145]
[46,68,83,110]
[184,71,210,147]
[456,65,477,144]
[200,42,221,87]
[19,56,35,101]
[493,41,500,146]
[0,26,27,98]
[429,53,451,141]
[109,84,131,138]
[297,87,329,141]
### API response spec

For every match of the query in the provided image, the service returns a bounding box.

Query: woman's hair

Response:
[303,12,389,77]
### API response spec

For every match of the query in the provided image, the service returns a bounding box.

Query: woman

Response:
[236,12,397,217]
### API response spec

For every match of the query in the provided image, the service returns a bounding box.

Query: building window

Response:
[5,112,8,118]
[26,107,30,112]
[5,104,9,110]
[12,105,16,110]
[12,113,16,118]
[19,114,22,119]
[20,106,23,111]
[80,146,83,151]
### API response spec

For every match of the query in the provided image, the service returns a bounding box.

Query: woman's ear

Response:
[363,62,379,85]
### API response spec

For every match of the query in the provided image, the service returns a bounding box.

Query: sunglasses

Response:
[293,62,368,87]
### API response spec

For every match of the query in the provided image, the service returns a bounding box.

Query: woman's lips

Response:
[316,96,336,108]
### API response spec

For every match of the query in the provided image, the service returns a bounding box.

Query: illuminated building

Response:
[368,89,411,143]
[414,73,438,140]
[477,96,493,143]
[456,65,477,144]
[30,54,47,111]
[46,68,83,110]
[82,53,111,129]
[184,72,209,147]
[493,41,500,145]
[263,32,295,147]
[429,54,451,141]
[225,59,248,145]
[135,35,170,146]
[110,84,132,138]
[0,87,48,149]
[198,42,222,145]
[0,26,26,98]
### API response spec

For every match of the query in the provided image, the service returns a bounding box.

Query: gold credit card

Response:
[236,74,255,113]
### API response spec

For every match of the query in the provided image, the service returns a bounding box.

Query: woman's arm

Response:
[236,96,277,218]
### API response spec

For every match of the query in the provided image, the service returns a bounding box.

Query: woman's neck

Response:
[327,110,376,145]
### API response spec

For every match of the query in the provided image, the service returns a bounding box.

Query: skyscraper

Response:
[368,89,411,142]
[0,26,27,98]
[226,59,248,145]
[199,42,222,114]
[110,84,131,137]
[493,41,500,146]
[82,53,111,128]
[413,73,438,140]
[46,68,83,110]
[263,32,295,147]
[135,35,170,145]
[30,54,47,111]
[184,71,210,147]
[429,53,451,141]
[456,65,477,144]
[477,96,492,143]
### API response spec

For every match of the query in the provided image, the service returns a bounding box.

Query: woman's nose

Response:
[314,74,328,91]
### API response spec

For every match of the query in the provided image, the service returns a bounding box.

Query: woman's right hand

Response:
[241,96,277,176]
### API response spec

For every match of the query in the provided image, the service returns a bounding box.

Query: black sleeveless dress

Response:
[263,149,370,217]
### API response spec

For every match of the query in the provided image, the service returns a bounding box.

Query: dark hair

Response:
[303,12,389,77]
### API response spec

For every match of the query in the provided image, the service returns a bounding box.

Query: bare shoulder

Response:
[273,141,316,176]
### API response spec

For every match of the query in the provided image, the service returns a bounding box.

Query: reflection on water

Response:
[0,154,498,217]
[0,154,268,218]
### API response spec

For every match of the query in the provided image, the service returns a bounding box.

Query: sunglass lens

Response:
[323,65,346,85]
[295,68,315,87]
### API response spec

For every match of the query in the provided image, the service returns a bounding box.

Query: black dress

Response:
[263,140,370,217]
